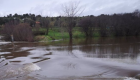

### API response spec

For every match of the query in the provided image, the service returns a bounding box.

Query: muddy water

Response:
[0,37,140,80]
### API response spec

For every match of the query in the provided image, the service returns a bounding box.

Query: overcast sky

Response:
[0,0,140,17]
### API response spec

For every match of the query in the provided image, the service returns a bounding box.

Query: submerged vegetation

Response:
[0,9,140,42]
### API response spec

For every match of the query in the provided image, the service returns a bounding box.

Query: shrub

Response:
[13,23,34,41]
[2,22,34,42]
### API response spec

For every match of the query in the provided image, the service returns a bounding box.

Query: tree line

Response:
[79,10,140,37]
[0,9,140,42]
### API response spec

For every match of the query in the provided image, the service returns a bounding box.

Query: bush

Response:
[2,22,34,42]
[13,23,34,41]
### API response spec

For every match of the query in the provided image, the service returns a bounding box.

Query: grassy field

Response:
[33,27,101,41]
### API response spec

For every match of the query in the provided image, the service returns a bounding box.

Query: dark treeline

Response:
[0,10,140,41]
[79,10,140,37]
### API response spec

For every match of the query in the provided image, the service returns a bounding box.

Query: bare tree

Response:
[61,1,85,41]
[40,17,50,35]
[79,17,94,37]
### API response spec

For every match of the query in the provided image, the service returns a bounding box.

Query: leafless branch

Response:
[61,1,85,17]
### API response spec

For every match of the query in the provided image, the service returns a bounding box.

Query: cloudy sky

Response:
[0,0,140,17]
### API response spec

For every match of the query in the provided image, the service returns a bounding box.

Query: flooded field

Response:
[0,37,140,80]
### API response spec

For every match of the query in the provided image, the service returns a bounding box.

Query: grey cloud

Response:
[29,1,61,16]
[0,0,140,16]
[83,0,140,16]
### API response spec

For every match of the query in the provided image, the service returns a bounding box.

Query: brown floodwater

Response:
[0,37,140,80]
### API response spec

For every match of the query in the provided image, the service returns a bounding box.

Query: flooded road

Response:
[0,37,140,80]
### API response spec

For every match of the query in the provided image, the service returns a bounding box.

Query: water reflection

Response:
[0,37,140,79]
[79,43,139,59]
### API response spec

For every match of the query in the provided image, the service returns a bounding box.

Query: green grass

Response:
[48,28,86,40]
[47,28,69,40]
[93,32,100,37]
[73,31,85,38]
[33,27,102,41]
[47,29,69,40]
